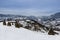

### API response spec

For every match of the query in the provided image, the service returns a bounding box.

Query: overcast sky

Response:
[0,0,60,16]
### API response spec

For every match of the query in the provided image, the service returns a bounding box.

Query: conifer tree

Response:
[3,19,6,25]
[15,21,23,28]
[48,28,54,35]
[7,22,11,26]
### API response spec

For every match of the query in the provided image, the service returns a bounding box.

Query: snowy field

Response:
[0,22,60,40]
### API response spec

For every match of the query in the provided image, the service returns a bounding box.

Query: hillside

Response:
[0,22,60,40]
[51,12,60,19]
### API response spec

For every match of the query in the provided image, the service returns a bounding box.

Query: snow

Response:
[19,21,27,27]
[0,22,60,40]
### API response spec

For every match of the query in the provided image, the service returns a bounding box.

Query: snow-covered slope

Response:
[0,22,60,40]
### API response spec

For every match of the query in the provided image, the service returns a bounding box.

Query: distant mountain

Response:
[0,12,60,21]
[0,14,26,17]
[40,16,50,21]
[27,16,38,21]
[0,14,38,21]
[39,12,60,21]
[0,14,15,17]
[51,12,60,19]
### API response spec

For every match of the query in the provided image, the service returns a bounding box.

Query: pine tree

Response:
[15,21,23,28]
[48,28,55,35]
[7,22,11,26]
[3,19,6,25]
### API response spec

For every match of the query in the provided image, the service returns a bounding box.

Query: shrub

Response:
[7,22,11,26]
[48,28,54,35]
[24,26,31,29]
[3,19,6,25]
[15,21,23,28]
[34,26,39,31]
[48,28,58,35]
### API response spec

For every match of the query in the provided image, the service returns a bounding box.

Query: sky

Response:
[0,0,60,16]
